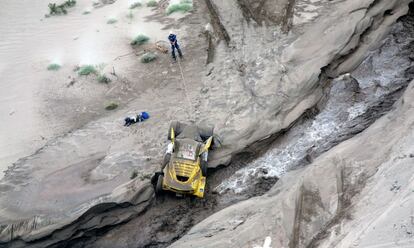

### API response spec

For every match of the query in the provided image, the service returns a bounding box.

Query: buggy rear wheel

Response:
[201,161,208,177]
[211,134,222,149]
[198,125,214,142]
[155,174,164,195]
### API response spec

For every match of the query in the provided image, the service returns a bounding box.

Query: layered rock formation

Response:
[202,0,412,167]
[171,79,414,248]
[1,0,412,247]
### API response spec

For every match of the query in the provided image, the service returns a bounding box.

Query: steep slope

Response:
[201,0,412,167]
[0,0,412,247]
[170,80,414,248]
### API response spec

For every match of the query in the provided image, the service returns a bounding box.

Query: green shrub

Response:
[107,18,117,24]
[78,65,97,75]
[130,170,138,179]
[47,63,61,71]
[83,10,91,15]
[48,3,63,15]
[140,52,157,63]
[48,3,57,14]
[167,0,192,14]
[131,34,149,46]
[97,74,111,83]
[105,102,118,110]
[147,0,157,7]
[129,2,142,9]
[48,0,76,15]
[63,0,76,7]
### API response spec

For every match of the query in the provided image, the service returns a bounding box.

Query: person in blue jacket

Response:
[124,111,150,126]
[168,31,183,61]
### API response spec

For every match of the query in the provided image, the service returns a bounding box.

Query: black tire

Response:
[201,161,208,177]
[155,174,164,195]
[161,153,171,170]
[198,125,214,142]
[167,121,182,140]
[150,173,158,186]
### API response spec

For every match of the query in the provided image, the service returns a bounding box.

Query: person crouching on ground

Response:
[168,31,183,61]
[124,111,150,126]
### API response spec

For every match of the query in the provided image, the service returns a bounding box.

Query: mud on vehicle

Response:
[151,121,219,198]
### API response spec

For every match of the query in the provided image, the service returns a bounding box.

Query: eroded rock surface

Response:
[1,0,413,246]
[201,0,412,167]
[171,80,414,248]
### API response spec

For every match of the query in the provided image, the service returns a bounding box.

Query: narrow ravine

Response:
[77,5,414,248]
[4,2,414,248]
[216,11,414,197]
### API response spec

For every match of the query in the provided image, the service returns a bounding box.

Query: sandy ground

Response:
[0,0,211,241]
[0,0,181,178]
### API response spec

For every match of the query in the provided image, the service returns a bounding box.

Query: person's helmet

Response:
[169,30,173,35]
[141,111,150,120]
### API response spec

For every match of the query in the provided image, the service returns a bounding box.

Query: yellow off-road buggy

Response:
[152,121,216,198]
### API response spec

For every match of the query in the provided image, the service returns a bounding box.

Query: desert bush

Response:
[129,2,142,9]
[48,3,58,14]
[105,102,118,110]
[141,52,157,63]
[48,3,65,15]
[167,0,192,14]
[48,0,76,15]
[147,0,157,7]
[63,0,76,7]
[131,34,149,46]
[78,65,97,75]
[47,63,61,71]
[97,74,111,83]
[83,9,91,15]
[107,18,117,24]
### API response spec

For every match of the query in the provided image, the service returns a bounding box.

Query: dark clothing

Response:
[168,34,183,60]
[171,43,183,60]
[168,34,177,43]
[124,117,136,126]
[124,112,150,126]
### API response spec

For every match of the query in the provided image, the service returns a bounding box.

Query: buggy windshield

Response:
[175,140,199,161]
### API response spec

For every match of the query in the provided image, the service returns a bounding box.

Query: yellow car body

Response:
[155,124,213,198]
[161,154,207,198]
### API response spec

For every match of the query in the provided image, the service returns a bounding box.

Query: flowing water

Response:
[216,19,414,194]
